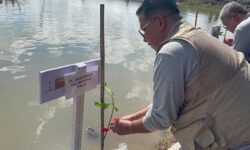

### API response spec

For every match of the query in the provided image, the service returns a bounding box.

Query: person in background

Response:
[219,1,250,62]
[110,0,250,150]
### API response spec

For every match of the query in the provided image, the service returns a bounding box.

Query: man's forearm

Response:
[130,117,150,134]
[121,106,150,121]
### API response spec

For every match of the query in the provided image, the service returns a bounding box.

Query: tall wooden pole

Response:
[195,11,198,27]
[100,4,105,150]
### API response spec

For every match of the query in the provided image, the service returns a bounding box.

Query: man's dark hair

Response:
[136,0,180,20]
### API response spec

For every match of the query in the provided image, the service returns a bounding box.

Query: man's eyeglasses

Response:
[138,22,151,38]
[222,22,228,29]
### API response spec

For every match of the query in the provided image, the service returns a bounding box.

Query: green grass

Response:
[177,1,221,13]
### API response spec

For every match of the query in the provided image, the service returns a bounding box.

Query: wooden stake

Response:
[100,4,105,150]
[72,94,85,150]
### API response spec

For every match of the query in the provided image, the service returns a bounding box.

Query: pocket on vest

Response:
[172,114,218,150]
[194,124,218,150]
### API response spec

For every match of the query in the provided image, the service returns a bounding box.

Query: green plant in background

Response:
[185,0,198,5]
[94,83,118,139]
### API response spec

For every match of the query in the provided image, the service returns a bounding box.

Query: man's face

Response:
[138,13,163,50]
[221,14,239,33]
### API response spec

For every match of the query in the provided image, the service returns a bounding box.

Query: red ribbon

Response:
[101,128,110,133]
[101,118,120,133]
[224,38,233,46]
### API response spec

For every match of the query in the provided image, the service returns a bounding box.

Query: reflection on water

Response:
[0,0,22,11]
[0,0,222,149]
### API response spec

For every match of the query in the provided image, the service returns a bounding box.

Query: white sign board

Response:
[64,64,99,100]
[39,59,100,103]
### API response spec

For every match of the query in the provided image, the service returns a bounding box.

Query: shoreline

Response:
[177,0,250,8]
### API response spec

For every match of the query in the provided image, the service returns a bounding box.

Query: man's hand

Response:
[110,106,151,135]
[110,119,132,135]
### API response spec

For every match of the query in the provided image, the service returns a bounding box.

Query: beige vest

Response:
[164,22,250,150]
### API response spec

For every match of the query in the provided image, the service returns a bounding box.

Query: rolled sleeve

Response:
[143,103,171,132]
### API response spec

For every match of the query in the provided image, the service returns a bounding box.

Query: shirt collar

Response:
[156,19,184,53]
[243,13,250,20]
[166,19,185,39]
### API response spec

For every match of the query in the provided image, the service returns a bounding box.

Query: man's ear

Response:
[157,17,166,32]
[232,13,239,21]
[160,19,168,32]
[236,13,243,22]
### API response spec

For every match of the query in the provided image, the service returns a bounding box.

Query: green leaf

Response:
[105,85,114,102]
[114,106,119,112]
[94,102,110,109]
